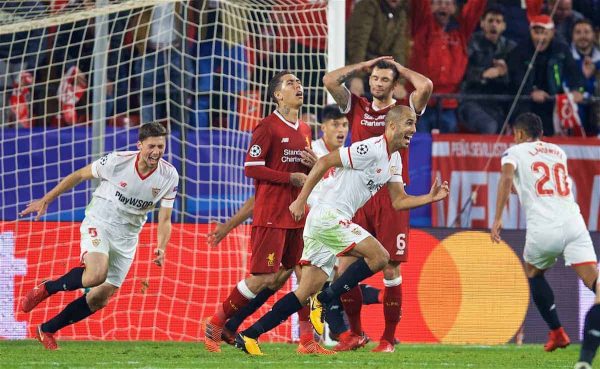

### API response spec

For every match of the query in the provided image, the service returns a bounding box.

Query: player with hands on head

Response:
[322,55,433,352]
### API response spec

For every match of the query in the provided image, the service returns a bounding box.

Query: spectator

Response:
[346,0,409,98]
[570,18,600,135]
[409,0,488,133]
[0,1,47,126]
[547,0,584,44]
[133,2,191,128]
[490,0,543,45]
[459,5,516,134]
[507,15,585,135]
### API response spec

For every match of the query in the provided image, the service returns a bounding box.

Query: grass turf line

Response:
[0,341,578,369]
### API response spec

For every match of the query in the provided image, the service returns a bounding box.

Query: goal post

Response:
[0,0,331,341]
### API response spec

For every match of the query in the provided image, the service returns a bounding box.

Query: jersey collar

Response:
[382,134,392,159]
[322,138,334,153]
[274,110,299,130]
[135,153,159,180]
[371,99,396,112]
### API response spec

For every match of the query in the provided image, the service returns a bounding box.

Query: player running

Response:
[234,105,449,355]
[491,113,598,357]
[20,122,179,350]
[322,56,432,351]
[204,71,319,353]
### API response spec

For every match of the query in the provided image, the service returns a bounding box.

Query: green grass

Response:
[0,341,580,369]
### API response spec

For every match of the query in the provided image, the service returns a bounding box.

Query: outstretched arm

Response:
[322,56,393,111]
[491,163,515,243]
[20,164,95,220]
[388,178,449,211]
[208,196,255,247]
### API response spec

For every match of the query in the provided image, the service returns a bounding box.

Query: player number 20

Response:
[531,161,570,197]
[396,233,407,255]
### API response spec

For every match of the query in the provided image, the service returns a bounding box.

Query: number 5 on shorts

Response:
[396,233,406,255]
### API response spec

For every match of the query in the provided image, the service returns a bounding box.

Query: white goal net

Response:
[0,0,329,342]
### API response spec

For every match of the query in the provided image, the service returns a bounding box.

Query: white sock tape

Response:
[237,279,257,299]
[383,276,402,287]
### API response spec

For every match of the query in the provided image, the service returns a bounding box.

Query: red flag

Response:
[553,93,585,136]
[9,71,33,128]
[58,66,87,125]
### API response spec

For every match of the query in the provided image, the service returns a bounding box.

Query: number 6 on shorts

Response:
[396,233,406,255]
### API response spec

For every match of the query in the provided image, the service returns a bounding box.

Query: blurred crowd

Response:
[0,0,599,137]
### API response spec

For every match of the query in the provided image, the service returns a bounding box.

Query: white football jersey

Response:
[87,151,179,234]
[501,141,580,227]
[307,138,337,208]
[317,135,403,219]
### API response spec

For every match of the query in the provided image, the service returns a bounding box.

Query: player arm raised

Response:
[390,61,434,114]
[289,151,342,221]
[491,163,515,243]
[322,56,394,111]
[388,178,449,211]
[207,196,255,247]
[20,164,95,221]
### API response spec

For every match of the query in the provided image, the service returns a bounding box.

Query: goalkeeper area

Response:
[0,341,580,369]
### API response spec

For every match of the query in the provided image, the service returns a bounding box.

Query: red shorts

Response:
[250,226,304,274]
[353,187,410,262]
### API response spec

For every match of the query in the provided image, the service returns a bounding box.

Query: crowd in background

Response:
[0,0,599,137]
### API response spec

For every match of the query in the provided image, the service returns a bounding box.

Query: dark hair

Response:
[267,70,292,104]
[513,113,543,139]
[321,104,344,123]
[482,4,505,19]
[138,122,168,142]
[573,18,594,31]
[372,60,399,82]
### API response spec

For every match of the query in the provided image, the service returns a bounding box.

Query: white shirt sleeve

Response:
[388,153,404,183]
[91,152,117,180]
[500,147,518,170]
[339,139,377,170]
[161,174,179,208]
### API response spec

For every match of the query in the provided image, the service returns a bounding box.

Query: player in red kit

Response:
[322,56,433,352]
[204,71,320,353]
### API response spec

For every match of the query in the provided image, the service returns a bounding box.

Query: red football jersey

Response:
[343,93,410,184]
[245,111,312,229]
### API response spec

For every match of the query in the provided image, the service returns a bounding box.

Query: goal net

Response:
[0,0,328,341]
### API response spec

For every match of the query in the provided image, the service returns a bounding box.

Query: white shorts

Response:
[301,206,371,277]
[524,215,596,270]
[80,217,138,287]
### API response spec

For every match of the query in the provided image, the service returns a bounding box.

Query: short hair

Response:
[267,70,292,104]
[513,112,543,139]
[321,104,344,123]
[573,18,594,31]
[138,122,168,142]
[385,105,415,126]
[372,60,399,82]
[482,4,505,19]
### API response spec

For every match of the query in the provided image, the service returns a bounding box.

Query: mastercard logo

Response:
[362,230,529,344]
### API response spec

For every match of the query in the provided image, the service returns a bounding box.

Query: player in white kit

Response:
[233,105,449,355]
[491,113,598,356]
[20,122,179,350]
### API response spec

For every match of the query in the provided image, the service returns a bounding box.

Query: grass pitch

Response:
[0,340,579,369]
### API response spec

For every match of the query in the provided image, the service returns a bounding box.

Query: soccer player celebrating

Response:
[322,56,432,351]
[204,71,317,353]
[234,105,449,355]
[491,113,598,357]
[207,105,363,347]
[20,122,179,350]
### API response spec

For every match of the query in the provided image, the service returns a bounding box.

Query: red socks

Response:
[382,280,402,343]
[341,286,363,335]
[211,285,251,325]
[298,306,313,344]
